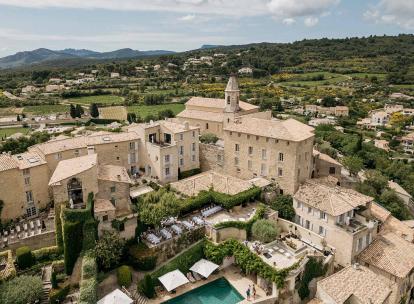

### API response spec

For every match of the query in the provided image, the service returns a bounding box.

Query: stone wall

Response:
[199,143,224,172]
[7,230,56,252]
[209,226,247,243]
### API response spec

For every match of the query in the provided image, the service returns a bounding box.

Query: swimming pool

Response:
[162,277,245,304]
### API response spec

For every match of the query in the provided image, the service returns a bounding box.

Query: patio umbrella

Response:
[97,289,134,304]
[190,259,219,278]
[158,270,190,292]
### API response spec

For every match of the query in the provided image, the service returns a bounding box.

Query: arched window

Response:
[227,96,231,105]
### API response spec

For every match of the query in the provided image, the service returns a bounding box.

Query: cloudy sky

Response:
[0,0,413,57]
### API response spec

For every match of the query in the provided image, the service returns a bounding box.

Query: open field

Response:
[67,95,124,105]
[0,127,30,138]
[127,103,185,118]
[23,104,69,115]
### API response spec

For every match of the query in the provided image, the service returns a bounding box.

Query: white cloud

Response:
[0,0,269,16]
[282,18,296,25]
[364,0,414,30]
[179,14,196,21]
[0,27,226,45]
[304,16,318,27]
[267,0,339,19]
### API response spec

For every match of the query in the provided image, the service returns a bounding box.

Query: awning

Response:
[97,289,134,304]
[158,270,189,292]
[190,259,219,278]
[130,186,154,199]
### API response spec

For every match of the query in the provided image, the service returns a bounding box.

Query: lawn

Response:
[0,127,31,138]
[127,103,185,118]
[67,95,124,105]
[23,105,69,115]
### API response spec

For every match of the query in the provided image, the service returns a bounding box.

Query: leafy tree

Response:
[138,274,155,298]
[364,170,388,196]
[158,109,174,120]
[90,103,99,118]
[342,156,363,176]
[51,271,58,289]
[95,231,125,271]
[139,189,180,226]
[298,258,326,300]
[251,219,279,243]
[0,275,43,304]
[200,133,218,144]
[379,189,411,220]
[75,104,84,118]
[69,104,76,118]
[269,195,295,221]
[127,112,137,123]
[321,96,336,107]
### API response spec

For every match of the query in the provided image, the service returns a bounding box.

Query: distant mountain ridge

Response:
[0,48,175,69]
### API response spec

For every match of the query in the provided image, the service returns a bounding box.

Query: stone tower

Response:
[224,75,240,113]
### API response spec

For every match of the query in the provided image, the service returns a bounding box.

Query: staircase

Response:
[40,265,52,304]
[135,293,149,304]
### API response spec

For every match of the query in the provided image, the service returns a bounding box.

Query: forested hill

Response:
[1,35,414,84]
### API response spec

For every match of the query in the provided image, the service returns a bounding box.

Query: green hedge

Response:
[117,265,132,288]
[55,203,63,250]
[79,251,98,304]
[178,168,202,180]
[151,240,205,285]
[51,260,65,273]
[214,204,266,236]
[63,221,83,275]
[138,274,155,299]
[179,187,261,216]
[127,243,157,271]
[61,192,97,275]
[16,246,35,270]
[33,246,61,263]
[49,284,70,304]
[204,239,299,288]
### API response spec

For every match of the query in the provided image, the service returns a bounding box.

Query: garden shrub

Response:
[16,246,35,270]
[117,265,132,287]
[298,258,327,300]
[138,274,155,299]
[33,246,61,263]
[252,219,279,243]
[0,275,43,304]
[81,252,98,280]
[79,278,98,304]
[49,283,70,304]
[51,260,65,273]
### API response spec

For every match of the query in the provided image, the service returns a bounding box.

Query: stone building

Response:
[223,116,315,194]
[293,178,378,267]
[0,120,200,221]
[176,75,260,136]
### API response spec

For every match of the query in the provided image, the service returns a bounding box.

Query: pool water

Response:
[162,277,245,304]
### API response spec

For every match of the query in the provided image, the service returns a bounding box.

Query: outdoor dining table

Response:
[160,229,172,239]
[181,221,194,230]
[171,225,182,235]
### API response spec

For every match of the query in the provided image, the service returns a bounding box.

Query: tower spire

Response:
[225,74,240,112]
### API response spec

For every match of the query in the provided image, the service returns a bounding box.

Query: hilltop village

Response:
[0,73,413,304]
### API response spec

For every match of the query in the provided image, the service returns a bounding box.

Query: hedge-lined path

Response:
[40,265,52,304]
